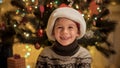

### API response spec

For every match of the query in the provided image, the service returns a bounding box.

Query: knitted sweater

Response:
[35,45,92,68]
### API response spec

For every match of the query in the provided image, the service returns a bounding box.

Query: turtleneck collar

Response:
[52,39,80,56]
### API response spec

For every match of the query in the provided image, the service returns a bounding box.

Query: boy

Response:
[36,7,92,68]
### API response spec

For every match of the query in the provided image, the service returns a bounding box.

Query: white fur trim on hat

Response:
[46,7,86,41]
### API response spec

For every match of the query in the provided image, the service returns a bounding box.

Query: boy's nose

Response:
[62,28,68,34]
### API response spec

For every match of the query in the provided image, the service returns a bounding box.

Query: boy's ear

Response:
[77,32,80,37]
[52,32,55,37]
[52,31,55,35]
[78,31,80,35]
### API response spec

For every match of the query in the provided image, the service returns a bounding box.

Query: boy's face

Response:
[53,18,80,46]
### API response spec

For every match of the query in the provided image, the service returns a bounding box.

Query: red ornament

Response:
[93,21,96,26]
[27,6,33,12]
[39,5,44,18]
[89,0,99,16]
[13,54,21,59]
[59,3,68,7]
[0,22,6,30]
[37,29,43,37]
[77,9,82,14]
[34,43,41,49]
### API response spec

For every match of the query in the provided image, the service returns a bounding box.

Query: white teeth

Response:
[60,37,69,40]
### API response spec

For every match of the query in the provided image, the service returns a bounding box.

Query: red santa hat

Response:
[46,7,86,41]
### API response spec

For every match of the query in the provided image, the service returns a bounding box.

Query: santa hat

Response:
[46,7,86,41]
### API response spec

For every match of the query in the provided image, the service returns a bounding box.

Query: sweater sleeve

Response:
[79,46,92,68]
[80,58,92,68]
[35,47,48,68]
[35,55,47,68]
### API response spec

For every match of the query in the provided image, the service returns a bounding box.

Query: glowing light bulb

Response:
[35,6,38,9]
[28,48,32,51]
[94,17,97,20]
[13,24,17,27]
[26,65,31,68]
[82,14,84,17]
[26,52,30,56]
[31,0,35,2]
[25,45,29,49]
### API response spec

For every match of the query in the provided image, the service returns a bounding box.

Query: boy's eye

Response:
[69,26,73,29]
[56,26,62,29]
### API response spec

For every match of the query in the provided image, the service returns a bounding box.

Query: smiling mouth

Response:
[60,36,71,40]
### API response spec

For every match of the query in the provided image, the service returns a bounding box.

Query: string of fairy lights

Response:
[11,0,103,39]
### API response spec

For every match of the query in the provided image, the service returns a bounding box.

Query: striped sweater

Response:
[35,46,92,68]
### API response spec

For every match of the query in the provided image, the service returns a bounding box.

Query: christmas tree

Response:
[0,0,116,57]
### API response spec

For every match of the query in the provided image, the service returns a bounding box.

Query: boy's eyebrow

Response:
[55,23,77,27]
[54,23,62,26]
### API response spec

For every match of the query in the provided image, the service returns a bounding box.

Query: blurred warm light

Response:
[111,1,117,5]
[75,4,79,9]
[87,46,96,55]
[26,65,31,68]
[13,43,43,68]
[25,22,36,33]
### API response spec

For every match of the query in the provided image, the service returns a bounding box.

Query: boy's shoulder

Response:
[77,46,91,58]
[40,46,53,55]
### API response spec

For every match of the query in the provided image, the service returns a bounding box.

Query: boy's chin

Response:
[59,42,71,46]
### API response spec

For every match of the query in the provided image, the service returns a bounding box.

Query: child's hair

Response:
[46,7,86,41]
